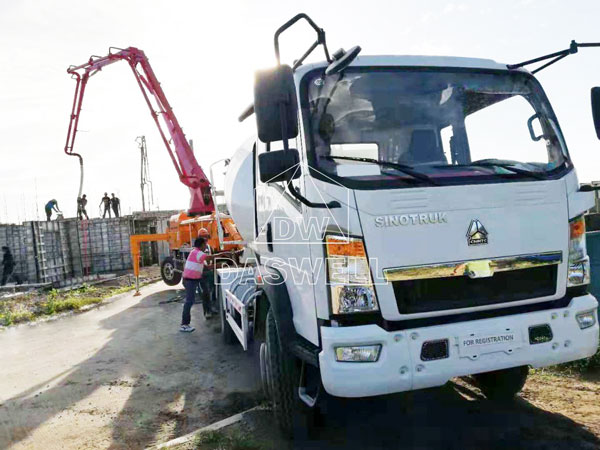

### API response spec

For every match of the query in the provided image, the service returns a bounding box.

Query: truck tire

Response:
[474,366,529,401]
[266,308,298,436]
[161,257,182,286]
[218,283,237,345]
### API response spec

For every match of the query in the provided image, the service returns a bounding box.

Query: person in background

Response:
[44,199,61,221]
[180,237,219,332]
[100,193,111,218]
[197,227,216,314]
[111,193,121,218]
[77,194,89,220]
[1,246,21,286]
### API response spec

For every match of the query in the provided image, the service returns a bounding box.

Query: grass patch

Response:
[0,279,155,327]
[194,428,261,450]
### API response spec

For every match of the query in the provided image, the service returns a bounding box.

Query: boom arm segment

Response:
[64,47,214,216]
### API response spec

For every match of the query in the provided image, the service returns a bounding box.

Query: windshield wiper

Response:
[434,160,546,180]
[324,156,440,185]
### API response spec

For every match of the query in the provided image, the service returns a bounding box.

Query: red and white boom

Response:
[64,47,214,216]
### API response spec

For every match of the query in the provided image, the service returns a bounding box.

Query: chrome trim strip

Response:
[383,251,562,282]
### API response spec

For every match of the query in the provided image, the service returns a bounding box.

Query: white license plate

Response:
[458,330,521,359]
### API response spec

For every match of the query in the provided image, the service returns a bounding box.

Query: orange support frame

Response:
[130,233,169,295]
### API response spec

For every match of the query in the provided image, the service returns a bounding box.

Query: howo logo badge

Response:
[467,219,488,245]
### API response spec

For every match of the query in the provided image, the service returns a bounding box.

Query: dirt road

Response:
[0,283,261,449]
[1,282,599,450]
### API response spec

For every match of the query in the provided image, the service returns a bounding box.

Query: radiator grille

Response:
[393,265,558,314]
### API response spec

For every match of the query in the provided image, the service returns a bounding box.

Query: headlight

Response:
[325,234,378,315]
[335,344,381,362]
[567,215,590,287]
[575,309,597,329]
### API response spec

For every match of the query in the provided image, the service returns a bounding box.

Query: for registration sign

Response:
[458,330,522,359]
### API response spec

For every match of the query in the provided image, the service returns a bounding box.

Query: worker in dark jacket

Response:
[77,194,89,220]
[44,199,61,221]
[100,193,111,218]
[111,193,121,218]
[1,246,21,286]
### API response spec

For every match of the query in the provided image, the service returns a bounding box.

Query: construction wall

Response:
[0,211,177,285]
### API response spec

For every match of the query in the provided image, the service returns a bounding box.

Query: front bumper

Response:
[319,294,599,398]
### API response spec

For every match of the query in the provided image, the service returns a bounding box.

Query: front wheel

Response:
[265,309,298,436]
[161,257,182,286]
[474,366,529,401]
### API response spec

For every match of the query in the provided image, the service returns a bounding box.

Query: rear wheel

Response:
[474,366,529,401]
[161,257,181,286]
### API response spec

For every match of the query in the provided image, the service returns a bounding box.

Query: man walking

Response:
[1,246,21,286]
[77,194,89,220]
[44,199,61,221]
[180,237,217,332]
[110,193,121,218]
[100,193,111,218]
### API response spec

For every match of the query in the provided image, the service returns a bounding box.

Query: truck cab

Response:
[220,24,599,434]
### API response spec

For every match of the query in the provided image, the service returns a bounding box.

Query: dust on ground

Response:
[0,282,262,450]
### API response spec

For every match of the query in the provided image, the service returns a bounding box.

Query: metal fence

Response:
[0,211,176,285]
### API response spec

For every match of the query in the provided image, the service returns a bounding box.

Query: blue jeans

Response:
[182,278,210,325]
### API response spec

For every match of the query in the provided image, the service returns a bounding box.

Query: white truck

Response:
[216,14,600,435]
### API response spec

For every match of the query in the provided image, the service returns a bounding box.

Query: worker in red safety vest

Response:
[180,237,217,332]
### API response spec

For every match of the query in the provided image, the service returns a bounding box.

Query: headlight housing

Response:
[575,309,597,330]
[567,215,590,287]
[335,344,381,362]
[325,234,378,315]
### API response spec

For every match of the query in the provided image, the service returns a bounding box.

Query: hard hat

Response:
[198,227,210,237]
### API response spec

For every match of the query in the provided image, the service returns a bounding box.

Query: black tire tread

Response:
[161,257,181,286]
[266,309,297,436]
[475,365,529,400]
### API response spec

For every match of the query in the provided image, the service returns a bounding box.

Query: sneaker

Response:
[204,311,213,320]
[179,325,195,332]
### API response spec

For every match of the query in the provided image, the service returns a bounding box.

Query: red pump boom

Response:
[64,47,214,216]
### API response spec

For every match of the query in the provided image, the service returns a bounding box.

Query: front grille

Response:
[393,265,557,314]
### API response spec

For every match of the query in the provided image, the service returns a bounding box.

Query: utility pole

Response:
[136,136,154,212]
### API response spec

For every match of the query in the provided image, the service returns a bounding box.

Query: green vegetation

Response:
[0,281,146,327]
[194,428,262,450]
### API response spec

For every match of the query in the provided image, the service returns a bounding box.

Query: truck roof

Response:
[294,54,520,78]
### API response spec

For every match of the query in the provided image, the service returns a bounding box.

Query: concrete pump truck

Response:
[217,14,600,435]
[63,47,244,287]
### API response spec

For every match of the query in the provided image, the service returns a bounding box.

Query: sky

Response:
[1,0,600,223]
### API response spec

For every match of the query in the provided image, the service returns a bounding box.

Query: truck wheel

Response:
[218,284,237,345]
[266,309,298,436]
[259,342,272,399]
[474,366,529,401]
[161,257,182,286]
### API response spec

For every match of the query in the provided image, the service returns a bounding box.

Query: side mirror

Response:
[258,149,301,183]
[591,87,600,139]
[254,65,298,144]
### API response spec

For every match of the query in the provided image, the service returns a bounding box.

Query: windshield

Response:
[301,68,569,187]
